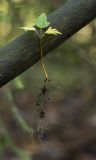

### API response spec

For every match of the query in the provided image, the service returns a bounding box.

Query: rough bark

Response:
[0,0,96,87]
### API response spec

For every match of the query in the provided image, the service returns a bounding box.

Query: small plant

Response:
[20,13,62,82]
[20,13,62,142]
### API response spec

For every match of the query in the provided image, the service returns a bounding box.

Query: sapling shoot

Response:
[20,13,62,142]
[20,13,62,82]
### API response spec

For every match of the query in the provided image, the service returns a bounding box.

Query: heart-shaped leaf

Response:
[36,13,50,29]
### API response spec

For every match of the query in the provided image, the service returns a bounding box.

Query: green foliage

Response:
[20,13,62,36]
[13,147,31,160]
[45,26,62,35]
[0,134,31,160]
[20,26,36,31]
[35,13,50,29]
[14,76,24,90]
[5,87,33,134]
[20,12,62,80]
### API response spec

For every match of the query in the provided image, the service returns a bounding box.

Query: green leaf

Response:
[35,13,50,29]
[14,76,24,90]
[20,26,36,31]
[45,27,62,35]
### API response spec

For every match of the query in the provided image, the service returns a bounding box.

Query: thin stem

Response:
[35,30,40,38]
[40,29,48,80]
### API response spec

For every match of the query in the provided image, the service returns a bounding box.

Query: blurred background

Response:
[0,0,96,159]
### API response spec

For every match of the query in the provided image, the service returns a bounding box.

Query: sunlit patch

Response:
[0,21,12,37]
[72,25,92,43]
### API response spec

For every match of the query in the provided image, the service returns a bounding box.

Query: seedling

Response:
[20,13,62,82]
[20,13,62,142]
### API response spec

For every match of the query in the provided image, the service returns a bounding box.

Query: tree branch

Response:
[0,0,96,87]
